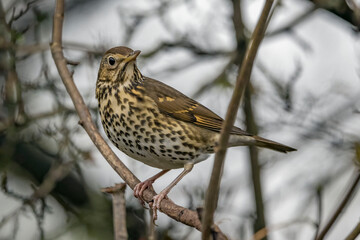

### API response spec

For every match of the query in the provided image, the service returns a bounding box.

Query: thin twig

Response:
[244,87,267,237]
[148,208,156,240]
[0,162,73,230]
[267,6,317,37]
[250,218,316,240]
[241,6,281,233]
[201,0,275,239]
[8,0,38,26]
[315,170,360,240]
[30,161,74,200]
[345,221,360,240]
[313,186,322,240]
[102,183,128,240]
[50,0,226,234]
[0,206,25,229]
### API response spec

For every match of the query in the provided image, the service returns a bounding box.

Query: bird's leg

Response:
[151,163,194,221]
[134,169,170,205]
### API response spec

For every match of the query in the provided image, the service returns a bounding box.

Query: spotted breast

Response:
[96,79,215,169]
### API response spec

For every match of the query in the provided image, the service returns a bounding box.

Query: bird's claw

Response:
[134,181,173,222]
[133,180,154,207]
[150,192,173,222]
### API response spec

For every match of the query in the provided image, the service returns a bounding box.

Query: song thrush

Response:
[96,46,296,219]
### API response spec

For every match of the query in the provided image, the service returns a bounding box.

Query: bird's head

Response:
[97,46,141,84]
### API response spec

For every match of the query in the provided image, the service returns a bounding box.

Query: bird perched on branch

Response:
[96,46,296,220]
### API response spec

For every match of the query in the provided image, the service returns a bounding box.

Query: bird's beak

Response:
[125,50,141,62]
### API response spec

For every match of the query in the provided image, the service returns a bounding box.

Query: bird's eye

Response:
[108,57,116,66]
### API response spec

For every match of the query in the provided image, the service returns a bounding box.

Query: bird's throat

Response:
[119,64,143,88]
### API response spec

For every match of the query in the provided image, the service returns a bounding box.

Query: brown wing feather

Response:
[142,77,250,136]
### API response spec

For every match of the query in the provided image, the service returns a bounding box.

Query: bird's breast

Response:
[97,87,213,169]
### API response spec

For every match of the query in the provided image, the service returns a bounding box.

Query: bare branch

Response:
[250,218,317,240]
[192,56,236,98]
[8,0,38,26]
[0,161,74,232]
[201,0,275,238]
[306,0,360,30]
[315,170,360,240]
[140,40,229,58]
[0,205,25,229]
[1,172,28,200]
[267,6,317,37]
[148,209,156,240]
[30,161,73,200]
[243,86,267,236]
[313,186,323,240]
[102,183,128,240]
[345,221,360,240]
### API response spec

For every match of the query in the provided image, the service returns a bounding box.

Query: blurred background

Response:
[1,0,360,239]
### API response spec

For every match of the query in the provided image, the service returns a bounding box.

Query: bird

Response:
[96,46,296,220]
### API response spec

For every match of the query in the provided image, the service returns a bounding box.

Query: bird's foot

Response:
[150,191,173,221]
[134,180,154,207]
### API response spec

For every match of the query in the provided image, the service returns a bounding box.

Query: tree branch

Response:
[267,6,317,37]
[0,161,74,231]
[50,0,227,234]
[306,0,360,30]
[201,0,275,239]
[315,170,360,240]
[345,221,360,240]
[102,183,128,240]
[244,86,267,238]
[313,186,323,240]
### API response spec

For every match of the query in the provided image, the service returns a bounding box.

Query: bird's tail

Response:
[252,135,296,153]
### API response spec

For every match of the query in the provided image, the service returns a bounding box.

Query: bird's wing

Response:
[142,77,250,136]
